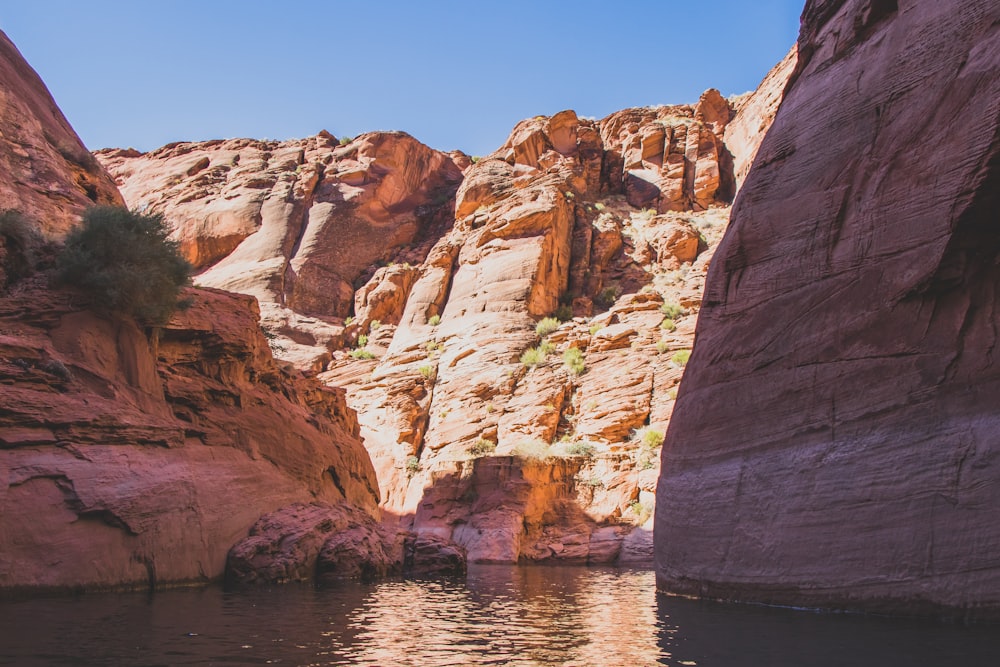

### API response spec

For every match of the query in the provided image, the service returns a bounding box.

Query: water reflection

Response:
[0,567,998,666]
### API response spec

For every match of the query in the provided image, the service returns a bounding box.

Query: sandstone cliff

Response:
[0,31,122,238]
[100,63,792,565]
[0,30,398,592]
[656,0,1000,618]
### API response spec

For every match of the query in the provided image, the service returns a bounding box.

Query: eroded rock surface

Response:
[0,281,382,592]
[0,30,122,239]
[656,0,1000,618]
[98,55,791,568]
[97,132,464,371]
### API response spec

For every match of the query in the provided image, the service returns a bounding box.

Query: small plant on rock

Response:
[350,348,376,360]
[536,317,560,337]
[428,314,441,326]
[405,455,421,476]
[670,349,691,367]
[660,302,684,319]
[566,441,596,458]
[562,347,585,375]
[418,364,436,381]
[369,319,381,331]
[661,318,677,332]
[468,438,496,457]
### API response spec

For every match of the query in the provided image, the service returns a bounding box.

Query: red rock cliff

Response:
[656,0,1000,618]
[0,30,386,592]
[0,30,122,238]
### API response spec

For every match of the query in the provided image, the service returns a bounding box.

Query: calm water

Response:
[1,566,998,666]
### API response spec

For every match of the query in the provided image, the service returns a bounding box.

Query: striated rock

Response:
[98,75,789,567]
[656,0,1000,618]
[0,30,122,238]
[0,280,380,592]
[724,46,798,190]
[97,130,464,370]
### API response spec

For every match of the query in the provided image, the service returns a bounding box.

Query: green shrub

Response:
[344,315,354,325]
[670,349,691,366]
[356,334,369,348]
[428,314,441,326]
[405,455,421,475]
[554,303,573,321]
[56,207,191,323]
[369,319,381,331]
[660,303,684,319]
[596,285,619,308]
[339,136,353,145]
[566,441,596,457]
[520,340,554,368]
[536,317,560,337]
[635,427,664,449]
[562,347,585,375]
[350,348,376,360]
[656,341,669,354]
[661,318,677,332]
[589,323,602,336]
[468,438,496,457]
[418,364,436,381]
[0,210,41,287]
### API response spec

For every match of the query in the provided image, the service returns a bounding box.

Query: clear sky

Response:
[1,1,802,157]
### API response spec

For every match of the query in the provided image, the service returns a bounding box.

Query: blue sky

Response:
[1,1,802,156]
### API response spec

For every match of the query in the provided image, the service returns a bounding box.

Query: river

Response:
[1,566,997,666]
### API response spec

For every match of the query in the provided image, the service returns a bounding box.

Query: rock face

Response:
[97,132,464,371]
[97,48,792,567]
[0,281,384,591]
[656,0,1000,618]
[0,33,399,592]
[0,30,122,238]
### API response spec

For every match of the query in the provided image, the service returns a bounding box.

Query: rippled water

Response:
[1,566,998,666]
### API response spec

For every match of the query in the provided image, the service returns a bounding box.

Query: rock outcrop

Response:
[0,33,401,592]
[656,0,1000,618]
[95,39,793,568]
[0,30,122,238]
[0,281,384,591]
[97,132,464,371]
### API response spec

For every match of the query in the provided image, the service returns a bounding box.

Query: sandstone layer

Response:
[0,35,407,592]
[0,280,385,591]
[103,66,792,565]
[0,30,122,239]
[656,0,1000,618]
[98,132,464,371]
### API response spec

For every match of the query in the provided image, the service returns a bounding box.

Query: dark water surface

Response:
[1,566,998,666]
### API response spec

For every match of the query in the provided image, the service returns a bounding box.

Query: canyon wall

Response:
[0,31,122,238]
[0,29,393,592]
[101,80,794,564]
[656,0,1000,618]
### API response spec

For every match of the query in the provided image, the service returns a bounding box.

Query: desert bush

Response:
[660,302,684,319]
[468,438,496,457]
[670,349,691,367]
[350,348,376,360]
[656,341,669,354]
[562,347,585,375]
[520,341,554,368]
[634,427,664,449]
[56,207,190,323]
[418,364,436,381]
[554,303,573,321]
[536,317,560,337]
[428,314,441,326]
[565,441,596,458]
[356,334,369,348]
[0,210,42,288]
[405,455,421,475]
[369,319,381,331]
[661,318,677,332]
